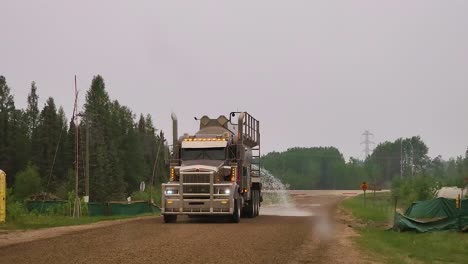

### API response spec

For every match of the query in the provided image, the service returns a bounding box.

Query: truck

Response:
[161,112,262,223]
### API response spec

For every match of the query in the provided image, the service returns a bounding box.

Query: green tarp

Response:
[26,200,159,216]
[394,197,468,232]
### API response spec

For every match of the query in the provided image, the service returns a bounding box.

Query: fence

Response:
[26,200,160,216]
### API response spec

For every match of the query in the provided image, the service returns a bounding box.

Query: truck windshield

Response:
[181,148,225,160]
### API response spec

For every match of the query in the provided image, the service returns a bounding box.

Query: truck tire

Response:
[255,190,260,216]
[250,190,257,218]
[246,194,255,218]
[163,214,177,223]
[231,198,241,223]
[253,190,258,217]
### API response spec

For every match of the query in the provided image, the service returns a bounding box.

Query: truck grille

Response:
[183,185,210,194]
[183,174,210,184]
[182,173,211,195]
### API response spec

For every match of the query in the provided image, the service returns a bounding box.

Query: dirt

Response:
[0,216,156,248]
[0,190,379,264]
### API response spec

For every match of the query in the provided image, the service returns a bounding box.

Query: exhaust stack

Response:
[238,112,245,140]
[171,112,178,148]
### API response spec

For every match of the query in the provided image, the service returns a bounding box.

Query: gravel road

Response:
[0,191,372,264]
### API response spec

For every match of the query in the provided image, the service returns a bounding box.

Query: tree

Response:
[367,136,429,185]
[427,155,445,178]
[53,107,69,186]
[14,164,42,199]
[0,76,18,186]
[403,136,429,175]
[0,74,169,202]
[367,141,400,184]
[84,75,112,201]
[9,109,30,183]
[25,81,40,136]
[84,75,130,201]
[31,97,63,191]
[261,147,348,189]
[137,114,146,134]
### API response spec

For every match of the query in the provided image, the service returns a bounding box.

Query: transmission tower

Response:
[361,130,375,158]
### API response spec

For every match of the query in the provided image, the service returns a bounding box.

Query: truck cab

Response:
[161,112,261,223]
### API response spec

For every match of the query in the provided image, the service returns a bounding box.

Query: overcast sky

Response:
[1,1,467,160]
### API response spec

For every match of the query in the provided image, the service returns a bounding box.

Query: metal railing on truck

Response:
[229,112,260,148]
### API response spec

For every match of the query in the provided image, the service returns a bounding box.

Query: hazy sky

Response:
[2,1,467,160]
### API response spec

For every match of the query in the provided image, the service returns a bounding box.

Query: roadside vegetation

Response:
[262,139,468,191]
[0,75,166,229]
[1,211,150,230]
[4,187,159,230]
[0,75,168,203]
[343,192,468,264]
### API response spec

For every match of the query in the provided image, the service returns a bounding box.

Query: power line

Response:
[361,130,375,158]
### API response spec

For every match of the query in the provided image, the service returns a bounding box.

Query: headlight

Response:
[225,189,230,194]
[165,189,178,195]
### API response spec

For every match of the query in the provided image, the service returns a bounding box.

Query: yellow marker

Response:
[0,170,6,223]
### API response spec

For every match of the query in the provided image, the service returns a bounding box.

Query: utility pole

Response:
[72,75,81,218]
[85,119,89,201]
[408,140,414,177]
[400,138,403,179]
[361,130,375,158]
[76,112,89,202]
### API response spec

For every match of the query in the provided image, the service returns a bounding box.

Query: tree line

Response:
[0,75,168,202]
[262,137,468,190]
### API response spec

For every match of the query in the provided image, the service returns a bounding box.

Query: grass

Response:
[342,192,395,223]
[0,213,156,230]
[342,193,468,264]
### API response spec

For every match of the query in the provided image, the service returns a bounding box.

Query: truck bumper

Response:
[162,182,235,215]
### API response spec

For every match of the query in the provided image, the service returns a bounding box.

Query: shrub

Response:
[14,164,42,200]
[67,191,88,216]
[6,189,27,222]
[131,187,162,204]
[131,191,150,201]
[392,175,438,206]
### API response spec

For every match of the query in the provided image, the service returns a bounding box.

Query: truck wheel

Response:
[246,194,255,218]
[241,204,247,218]
[253,190,258,217]
[231,199,241,223]
[163,215,177,223]
[250,190,257,218]
[255,191,260,216]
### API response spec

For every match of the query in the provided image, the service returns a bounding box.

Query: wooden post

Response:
[73,75,81,218]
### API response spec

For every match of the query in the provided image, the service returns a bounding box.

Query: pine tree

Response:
[145,114,156,136]
[84,75,122,201]
[0,76,17,186]
[9,109,30,182]
[26,81,40,137]
[137,114,146,134]
[31,97,62,191]
[53,107,68,187]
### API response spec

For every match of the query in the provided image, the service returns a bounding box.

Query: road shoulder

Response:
[0,215,159,248]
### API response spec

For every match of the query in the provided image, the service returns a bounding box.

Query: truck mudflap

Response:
[162,171,235,215]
